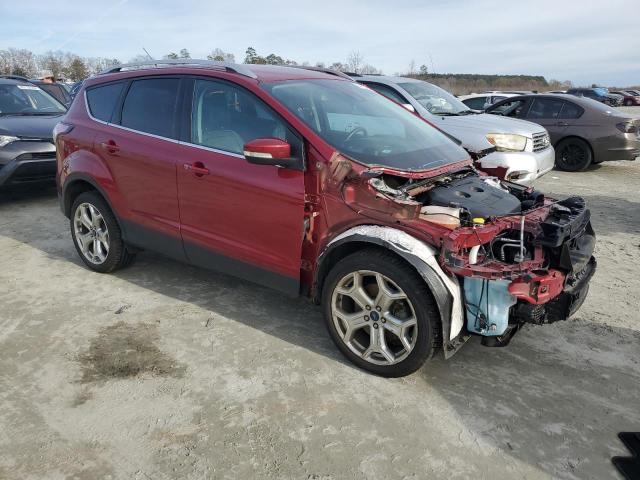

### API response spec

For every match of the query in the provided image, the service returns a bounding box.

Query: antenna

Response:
[142,48,154,60]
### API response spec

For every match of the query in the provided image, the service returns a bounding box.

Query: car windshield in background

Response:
[594,87,609,96]
[263,79,468,171]
[398,81,471,115]
[0,84,67,115]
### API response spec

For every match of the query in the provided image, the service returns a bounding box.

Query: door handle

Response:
[99,140,120,154]
[556,121,569,127]
[183,162,210,177]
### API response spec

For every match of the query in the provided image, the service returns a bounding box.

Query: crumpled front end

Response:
[441,195,596,345]
[339,160,596,350]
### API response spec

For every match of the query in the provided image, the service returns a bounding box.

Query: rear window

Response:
[86,83,125,122]
[120,78,180,138]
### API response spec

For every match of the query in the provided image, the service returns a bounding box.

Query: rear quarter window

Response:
[86,82,125,122]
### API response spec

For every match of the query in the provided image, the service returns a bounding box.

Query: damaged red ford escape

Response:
[55,60,596,377]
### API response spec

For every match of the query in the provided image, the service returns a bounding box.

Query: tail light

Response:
[53,122,74,142]
[616,122,638,134]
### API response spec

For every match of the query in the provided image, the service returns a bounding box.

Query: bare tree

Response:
[408,59,416,75]
[1,48,38,77]
[206,48,235,63]
[346,51,364,73]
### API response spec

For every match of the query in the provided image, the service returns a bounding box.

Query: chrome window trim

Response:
[83,90,245,158]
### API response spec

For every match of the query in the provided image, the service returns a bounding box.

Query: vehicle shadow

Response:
[2,193,639,478]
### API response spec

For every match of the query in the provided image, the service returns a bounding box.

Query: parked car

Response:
[29,79,72,107]
[566,87,623,106]
[545,90,567,94]
[486,94,640,171]
[625,89,640,97]
[55,60,596,377]
[351,75,554,184]
[69,81,83,100]
[0,76,67,187]
[459,92,519,110]
[610,90,640,106]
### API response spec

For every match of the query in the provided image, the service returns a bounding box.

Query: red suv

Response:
[55,60,596,377]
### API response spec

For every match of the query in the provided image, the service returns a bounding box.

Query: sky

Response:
[1,0,639,86]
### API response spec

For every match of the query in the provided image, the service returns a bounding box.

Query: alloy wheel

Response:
[560,144,586,168]
[331,270,418,365]
[73,202,110,264]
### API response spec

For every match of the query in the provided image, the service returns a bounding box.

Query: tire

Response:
[624,99,633,106]
[70,191,135,273]
[322,248,441,377]
[555,138,592,172]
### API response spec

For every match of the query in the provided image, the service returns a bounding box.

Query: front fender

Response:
[317,225,467,358]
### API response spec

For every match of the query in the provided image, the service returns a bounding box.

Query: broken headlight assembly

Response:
[486,133,527,152]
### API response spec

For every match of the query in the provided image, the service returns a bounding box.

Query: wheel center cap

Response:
[370,311,380,322]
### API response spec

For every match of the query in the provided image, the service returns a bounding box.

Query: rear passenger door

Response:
[525,97,566,142]
[89,76,186,260]
[176,78,306,294]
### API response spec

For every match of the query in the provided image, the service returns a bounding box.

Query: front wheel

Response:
[70,191,135,273]
[322,249,441,377]
[555,138,592,171]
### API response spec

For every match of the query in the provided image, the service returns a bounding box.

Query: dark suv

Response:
[0,76,67,187]
[56,60,596,377]
[566,87,623,106]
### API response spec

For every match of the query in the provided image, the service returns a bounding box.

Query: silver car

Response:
[353,75,555,185]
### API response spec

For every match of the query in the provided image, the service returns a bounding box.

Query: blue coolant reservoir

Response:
[464,278,517,336]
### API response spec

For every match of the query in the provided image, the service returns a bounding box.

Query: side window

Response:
[462,97,487,110]
[490,95,507,104]
[120,78,180,138]
[364,83,409,105]
[190,79,300,157]
[558,102,584,119]
[527,98,564,119]
[491,99,526,117]
[86,83,125,122]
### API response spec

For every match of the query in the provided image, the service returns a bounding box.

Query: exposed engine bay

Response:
[352,166,597,347]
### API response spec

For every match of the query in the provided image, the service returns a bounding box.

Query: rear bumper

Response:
[592,134,640,162]
[476,147,555,186]
[0,141,56,187]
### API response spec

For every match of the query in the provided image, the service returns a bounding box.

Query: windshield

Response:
[398,81,470,115]
[263,79,468,171]
[0,83,67,115]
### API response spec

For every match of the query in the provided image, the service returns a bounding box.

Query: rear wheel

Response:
[322,249,440,377]
[555,138,592,171]
[70,191,135,273]
[624,99,633,106]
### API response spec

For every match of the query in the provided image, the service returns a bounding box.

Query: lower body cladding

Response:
[0,151,57,187]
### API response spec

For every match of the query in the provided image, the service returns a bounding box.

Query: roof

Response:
[96,59,350,83]
[352,73,423,84]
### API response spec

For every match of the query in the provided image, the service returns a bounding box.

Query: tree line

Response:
[1,45,579,94]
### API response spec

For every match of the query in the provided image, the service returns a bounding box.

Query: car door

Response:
[525,97,566,143]
[176,77,306,294]
[91,76,185,260]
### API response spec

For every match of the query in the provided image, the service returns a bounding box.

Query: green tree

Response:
[165,52,179,59]
[65,57,89,81]
[419,64,428,75]
[179,49,190,59]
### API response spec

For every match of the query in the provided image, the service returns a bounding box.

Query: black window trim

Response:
[558,100,584,120]
[84,73,306,170]
[525,96,565,120]
[180,75,306,170]
[361,81,411,106]
[84,75,186,146]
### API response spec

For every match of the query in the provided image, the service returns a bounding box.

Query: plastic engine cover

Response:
[464,278,517,336]
[424,176,522,218]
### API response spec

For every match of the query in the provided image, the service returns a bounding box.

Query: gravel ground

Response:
[1,110,639,479]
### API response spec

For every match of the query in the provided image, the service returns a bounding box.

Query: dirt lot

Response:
[1,115,639,479]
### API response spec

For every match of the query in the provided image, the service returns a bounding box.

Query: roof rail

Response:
[100,59,258,79]
[285,65,354,81]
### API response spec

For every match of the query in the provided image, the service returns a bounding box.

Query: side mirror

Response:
[243,138,295,167]
[402,103,416,113]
